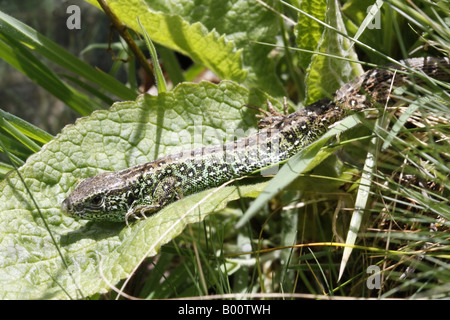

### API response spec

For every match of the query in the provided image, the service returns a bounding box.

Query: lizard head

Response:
[61,171,133,222]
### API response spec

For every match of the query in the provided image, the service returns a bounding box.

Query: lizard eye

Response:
[91,195,103,206]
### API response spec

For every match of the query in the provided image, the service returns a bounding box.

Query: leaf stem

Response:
[97,0,155,83]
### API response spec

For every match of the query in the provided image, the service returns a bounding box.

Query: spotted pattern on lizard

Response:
[61,57,450,222]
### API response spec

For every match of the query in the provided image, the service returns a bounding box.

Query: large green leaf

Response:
[0,81,275,299]
[294,0,363,104]
[84,0,285,96]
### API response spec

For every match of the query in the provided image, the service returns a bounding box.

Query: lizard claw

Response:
[245,98,291,129]
[125,205,158,226]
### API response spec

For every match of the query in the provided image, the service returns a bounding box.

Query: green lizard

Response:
[61,57,449,223]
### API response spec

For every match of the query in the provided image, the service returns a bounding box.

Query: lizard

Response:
[61,57,450,223]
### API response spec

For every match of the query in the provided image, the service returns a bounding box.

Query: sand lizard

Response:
[61,57,449,222]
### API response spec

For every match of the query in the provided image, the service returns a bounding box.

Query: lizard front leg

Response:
[125,176,181,225]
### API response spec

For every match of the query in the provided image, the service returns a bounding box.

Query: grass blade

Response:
[338,132,376,281]
[137,17,167,93]
[0,10,137,102]
[0,109,53,144]
[0,33,98,115]
[0,115,41,153]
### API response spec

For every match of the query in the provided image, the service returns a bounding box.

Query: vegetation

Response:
[0,0,448,299]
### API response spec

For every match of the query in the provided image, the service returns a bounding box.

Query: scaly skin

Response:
[61,57,449,222]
